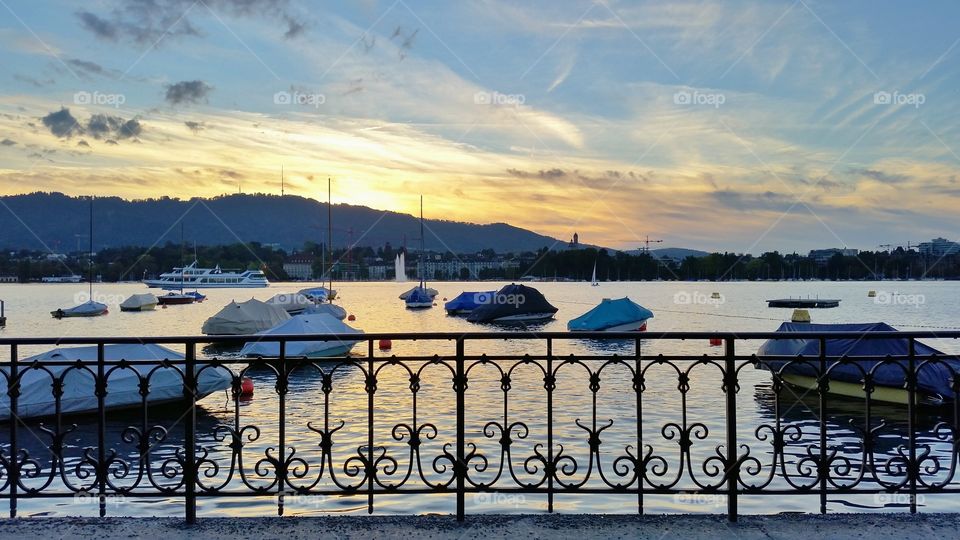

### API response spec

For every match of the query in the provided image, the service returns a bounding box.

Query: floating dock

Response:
[766,298,840,308]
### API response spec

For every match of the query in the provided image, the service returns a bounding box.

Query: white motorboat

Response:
[303,303,348,320]
[239,313,363,358]
[0,344,232,419]
[119,293,158,312]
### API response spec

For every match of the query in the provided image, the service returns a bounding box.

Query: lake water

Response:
[1,280,958,517]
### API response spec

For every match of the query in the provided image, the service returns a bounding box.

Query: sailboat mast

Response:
[88,196,93,297]
[179,222,184,294]
[327,177,333,299]
[419,195,425,286]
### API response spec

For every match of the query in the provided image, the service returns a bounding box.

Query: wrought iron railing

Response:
[0,331,958,523]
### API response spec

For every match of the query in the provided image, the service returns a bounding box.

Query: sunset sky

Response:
[1,0,958,253]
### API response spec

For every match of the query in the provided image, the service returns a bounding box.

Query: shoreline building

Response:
[918,237,960,257]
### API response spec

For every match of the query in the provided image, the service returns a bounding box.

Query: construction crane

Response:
[640,235,663,254]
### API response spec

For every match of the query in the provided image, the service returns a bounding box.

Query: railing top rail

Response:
[0,330,956,346]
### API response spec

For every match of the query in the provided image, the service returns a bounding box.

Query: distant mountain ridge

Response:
[0,192,571,254]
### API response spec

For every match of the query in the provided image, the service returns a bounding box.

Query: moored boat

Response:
[399,286,438,300]
[444,291,496,315]
[51,300,108,318]
[239,313,363,358]
[466,284,557,323]
[143,261,269,289]
[201,299,290,335]
[267,293,314,314]
[756,322,960,406]
[0,344,232,419]
[157,292,195,305]
[119,293,158,312]
[567,297,653,331]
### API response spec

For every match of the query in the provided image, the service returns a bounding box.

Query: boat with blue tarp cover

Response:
[567,297,653,332]
[445,291,496,315]
[756,322,960,406]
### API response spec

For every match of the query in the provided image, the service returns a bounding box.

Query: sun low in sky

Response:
[0,0,958,253]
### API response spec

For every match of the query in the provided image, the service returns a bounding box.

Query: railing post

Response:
[724,337,737,522]
[635,337,643,515]
[546,338,554,513]
[456,338,465,521]
[96,343,106,517]
[818,337,827,514]
[907,338,917,514]
[8,344,17,519]
[184,342,197,524]
[278,340,287,516]
[367,339,375,515]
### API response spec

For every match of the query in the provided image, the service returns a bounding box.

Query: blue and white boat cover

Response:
[240,313,362,358]
[444,291,496,313]
[405,286,433,306]
[567,297,653,331]
[757,322,960,398]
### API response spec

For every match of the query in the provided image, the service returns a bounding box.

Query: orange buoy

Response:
[709,337,723,346]
[347,314,356,321]
[240,377,255,396]
[378,339,392,351]
[443,297,448,301]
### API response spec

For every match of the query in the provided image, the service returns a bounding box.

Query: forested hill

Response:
[0,192,566,253]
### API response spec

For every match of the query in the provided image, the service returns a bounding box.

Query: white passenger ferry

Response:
[143,261,269,289]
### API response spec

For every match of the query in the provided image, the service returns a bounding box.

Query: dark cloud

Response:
[105,139,119,145]
[76,11,117,40]
[41,108,83,138]
[87,114,143,140]
[711,189,798,212]
[165,80,213,106]
[284,16,306,39]
[849,168,909,184]
[184,120,206,133]
[75,1,303,44]
[77,140,91,148]
[506,168,567,179]
[0,139,15,146]
[14,74,55,87]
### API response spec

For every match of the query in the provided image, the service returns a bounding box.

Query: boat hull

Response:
[119,305,156,312]
[50,309,107,318]
[570,319,649,332]
[406,301,433,309]
[779,373,944,406]
[157,296,194,305]
[144,280,267,289]
[489,312,555,323]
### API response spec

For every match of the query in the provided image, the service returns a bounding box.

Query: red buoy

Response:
[240,377,255,396]
[638,322,647,332]
[709,337,723,346]
[378,339,392,351]
[347,314,356,321]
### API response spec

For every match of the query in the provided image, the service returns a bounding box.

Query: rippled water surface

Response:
[1,280,958,517]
